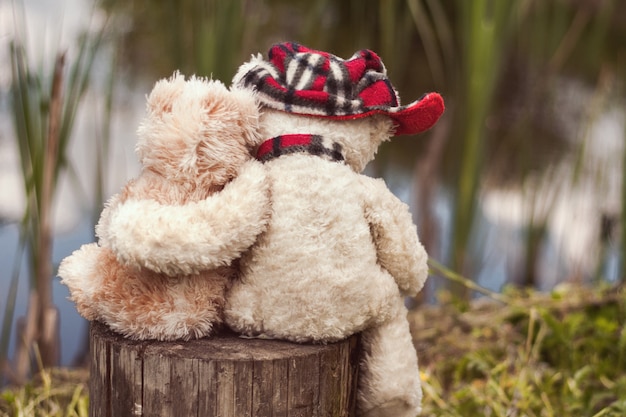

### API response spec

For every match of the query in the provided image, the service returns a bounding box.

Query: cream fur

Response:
[223,110,428,417]
[58,73,271,341]
[103,160,270,276]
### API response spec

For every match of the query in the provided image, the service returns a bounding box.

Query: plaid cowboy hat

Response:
[234,42,444,136]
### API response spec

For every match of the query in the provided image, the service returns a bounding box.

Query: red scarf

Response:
[256,134,344,163]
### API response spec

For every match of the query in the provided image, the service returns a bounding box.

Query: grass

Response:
[417,263,626,416]
[1,268,624,416]
[0,368,88,417]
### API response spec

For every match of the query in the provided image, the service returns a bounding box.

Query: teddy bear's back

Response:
[226,155,401,342]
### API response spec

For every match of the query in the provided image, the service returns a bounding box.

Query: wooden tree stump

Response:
[89,321,360,417]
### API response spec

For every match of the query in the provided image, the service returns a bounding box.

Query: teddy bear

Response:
[101,43,445,416]
[224,42,444,417]
[58,72,271,341]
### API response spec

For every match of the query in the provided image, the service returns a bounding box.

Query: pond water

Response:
[0,0,624,375]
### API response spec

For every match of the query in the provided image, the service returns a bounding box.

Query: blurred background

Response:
[1,0,625,384]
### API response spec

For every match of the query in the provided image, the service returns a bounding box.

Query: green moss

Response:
[412,283,626,416]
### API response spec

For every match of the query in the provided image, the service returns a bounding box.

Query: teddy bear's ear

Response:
[146,71,187,116]
[232,54,265,89]
[229,86,262,148]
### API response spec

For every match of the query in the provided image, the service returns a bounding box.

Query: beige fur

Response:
[58,73,271,341]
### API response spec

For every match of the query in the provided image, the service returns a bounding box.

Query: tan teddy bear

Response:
[58,72,270,341]
[100,43,444,416]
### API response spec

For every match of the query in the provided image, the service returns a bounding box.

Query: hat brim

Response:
[323,92,445,136]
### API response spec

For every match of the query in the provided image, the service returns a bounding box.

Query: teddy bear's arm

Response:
[363,178,429,297]
[101,160,271,276]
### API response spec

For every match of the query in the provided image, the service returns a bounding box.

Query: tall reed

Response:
[449,0,516,295]
[2,6,106,382]
[498,0,618,286]
[622,69,626,282]
[406,0,621,294]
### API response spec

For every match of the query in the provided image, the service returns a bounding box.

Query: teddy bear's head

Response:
[137,72,260,189]
[233,42,444,173]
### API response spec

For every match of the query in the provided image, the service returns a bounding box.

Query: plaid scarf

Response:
[256,134,345,163]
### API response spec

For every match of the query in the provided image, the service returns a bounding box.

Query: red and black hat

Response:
[234,42,444,136]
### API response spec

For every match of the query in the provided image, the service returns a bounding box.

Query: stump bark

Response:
[89,321,360,417]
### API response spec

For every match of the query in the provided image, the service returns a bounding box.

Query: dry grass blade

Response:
[428,258,511,304]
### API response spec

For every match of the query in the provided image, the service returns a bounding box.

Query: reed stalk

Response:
[3,4,106,382]
[450,0,515,296]
[442,0,616,291]
[622,78,626,283]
